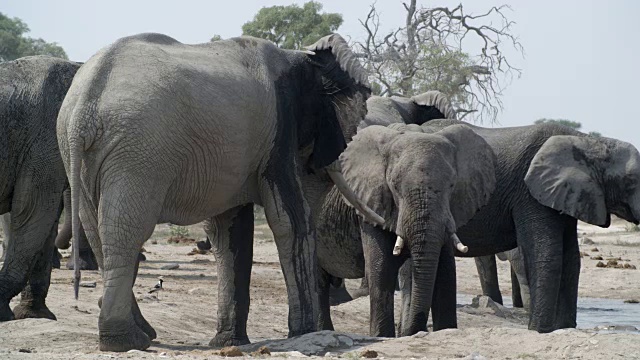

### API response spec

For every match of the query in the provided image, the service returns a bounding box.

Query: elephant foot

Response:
[52,249,62,269]
[209,331,250,348]
[133,309,156,340]
[0,301,15,321]
[99,326,150,352]
[12,303,56,321]
[66,249,99,271]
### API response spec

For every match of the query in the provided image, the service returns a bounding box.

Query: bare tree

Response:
[356,1,524,122]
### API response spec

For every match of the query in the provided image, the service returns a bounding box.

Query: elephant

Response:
[56,32,384,352]
[397,119,640,333]
[0,56,80,322]
[315,123,496,337]
[358,91,457,130]
[475,247,530,311]
[197,90,458,344]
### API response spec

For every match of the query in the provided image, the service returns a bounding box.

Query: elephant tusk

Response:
[295,49,316,55]
[452,233,468,253]
[326,166,386,226]
[393,236,404,256]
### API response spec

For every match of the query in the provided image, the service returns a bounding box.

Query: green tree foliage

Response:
[534,118,582,129]
[534,118,601,137]
[242,1,342,50]
[0,12,67,61]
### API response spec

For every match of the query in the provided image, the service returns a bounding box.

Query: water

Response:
[458,294,640,332]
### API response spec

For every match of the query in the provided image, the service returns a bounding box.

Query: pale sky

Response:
[2,1,638,147]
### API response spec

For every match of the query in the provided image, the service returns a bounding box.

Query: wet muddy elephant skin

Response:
[0,56,80,322]
[57,33,380,352]
[400,120,640,333]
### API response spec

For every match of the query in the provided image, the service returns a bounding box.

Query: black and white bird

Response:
[149,278,163,299]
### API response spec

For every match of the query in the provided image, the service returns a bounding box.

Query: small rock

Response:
[591,247,599,252]
[596,261,606,268]
[580,237,595,245]
[79,281,97,288]
[361,349,378,358]
[251,346,271,356]
[580,251,590,257]
[161,263,179,270]
[199,273,205,277]
[624,299,639,304]
[219,346,243,357]
[140,247,146,253]
[18,349,31,353]
[591,256,603,260]
[151,240,158,245]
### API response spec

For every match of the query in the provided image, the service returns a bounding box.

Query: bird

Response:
[149,278,163,299]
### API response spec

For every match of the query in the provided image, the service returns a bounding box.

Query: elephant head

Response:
[339,123,497,333]
[361,90,456,130]
[295,34,385,225]
[525,135,640,227]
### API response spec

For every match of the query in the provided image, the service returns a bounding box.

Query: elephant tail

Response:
[70,140,82,299]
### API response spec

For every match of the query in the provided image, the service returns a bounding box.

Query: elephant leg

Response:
[515,209,564,333]
[0,182,63,322]
[0,213,10,264]
[95,184,158,352]
[431,244,457,331]
[66,225,99,271]
[317,268,334,331]
[508,248,530,311]
[208,204,254,347]
[13,221,59,321]
[510,266,523,308]
[55,189,72,249]
[474,255,503,305]
[397,258,412,336]
[260,174,319,338]
[361,223,399,337]
[555,220,579,329]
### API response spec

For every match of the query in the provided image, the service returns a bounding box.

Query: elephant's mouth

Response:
[325,160,385,226]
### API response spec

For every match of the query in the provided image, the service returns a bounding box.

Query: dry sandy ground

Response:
[0,217,639,359]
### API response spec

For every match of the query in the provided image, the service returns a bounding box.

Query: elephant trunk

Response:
[401,228,442,336]
[326,160,385,226]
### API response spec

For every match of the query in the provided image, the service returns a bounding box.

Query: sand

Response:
[0,217,639,359]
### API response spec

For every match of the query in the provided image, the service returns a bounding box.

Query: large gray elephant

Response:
[57,32,384,352]
[199,90,458,345]
[397,119,640,333]
[322,123,496,337]
[0,56,80,322]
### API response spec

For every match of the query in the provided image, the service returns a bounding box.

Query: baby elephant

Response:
[332,123,497,337]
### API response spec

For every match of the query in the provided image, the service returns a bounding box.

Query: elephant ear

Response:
[305,34,369,87]
[437,124,497,228]
[525,135,609,226]
[305,34,370,169]
[411,90,457,121]
[339,125,397,229]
